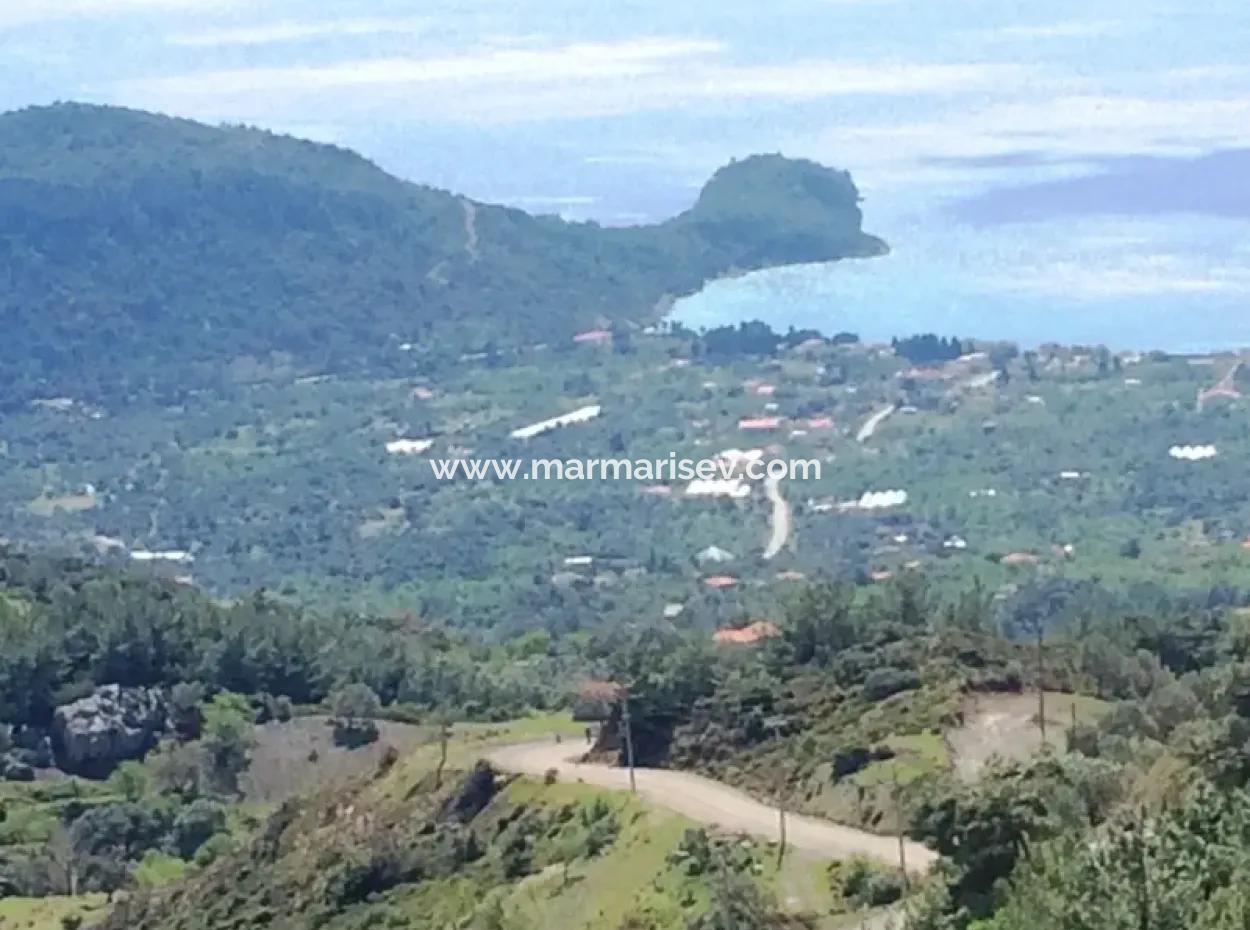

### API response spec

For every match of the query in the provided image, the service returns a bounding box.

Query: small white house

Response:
[386,438,434,455]
[1169,444,1219,461]
[511,404,602,440]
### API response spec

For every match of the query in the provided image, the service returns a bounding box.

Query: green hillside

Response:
[0,103,883,405]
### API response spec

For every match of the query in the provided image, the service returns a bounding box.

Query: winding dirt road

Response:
[762,475,792,560]
[856,405,897,443]
[488,742,937,874]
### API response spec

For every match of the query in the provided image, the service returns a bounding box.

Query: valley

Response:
[5,102,1250,930]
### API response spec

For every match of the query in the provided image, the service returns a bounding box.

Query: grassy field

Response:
[0,895,109,930]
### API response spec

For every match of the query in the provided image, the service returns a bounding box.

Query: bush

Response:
[170,799,227,859]
[862,668,920,702]
[329,684,382,749]
[832,857,904,909]
[168,683,205,741]
[193,832,235,867]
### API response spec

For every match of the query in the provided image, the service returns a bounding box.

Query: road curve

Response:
[488,741,937,874]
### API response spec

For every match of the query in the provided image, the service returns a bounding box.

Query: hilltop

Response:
[0,103,883,404]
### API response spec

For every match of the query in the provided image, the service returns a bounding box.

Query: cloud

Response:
[701,61,1022,99]
[166,17,429,47]
[0,0,234,29]
[813,94,1250,186]
[106,37,1025,124]
[582,153,670,166]
[976,21,1122,41]
[119,38,727,96]
[954,149,1250,224]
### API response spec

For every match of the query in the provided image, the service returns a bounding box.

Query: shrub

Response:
[831,856,904,909]
[329,684,382,749]
[862,668,920,702]
[170,799,227,859]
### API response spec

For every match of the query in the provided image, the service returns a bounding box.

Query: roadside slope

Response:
[489,741,937,874]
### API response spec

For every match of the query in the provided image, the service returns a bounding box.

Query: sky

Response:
[3,0,1249,348]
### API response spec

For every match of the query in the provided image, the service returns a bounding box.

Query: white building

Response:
[511,404,602,440]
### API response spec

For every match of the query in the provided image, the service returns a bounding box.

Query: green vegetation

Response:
[8,100,1250,930]
[6,548,1250,928]
[0,547,574,740]
[82,757,810,930]
[5,309,1250,637]
[0,103,881,406]
[0,893,108,930]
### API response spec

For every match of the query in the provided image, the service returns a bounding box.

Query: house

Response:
[131,550,194,564]
[1169,444,1218,461]
[754,384,777,396]
[640,484,673,497]
[573,329,612,345]
[1000,552,1040,566]
[697,545,735,564]
[775,570,807,581]
[791,337,826,354]
[849,489,909,511]
[703,575,739,589]
[662,603,685,619]
[511,404,602,440]
[901,367,948,382]
[738,417,782,431]
[686,478,750,499]
[713,620,780,645]
[966,371,1001,389]
[807,416,834,430]
[386,438,433,455]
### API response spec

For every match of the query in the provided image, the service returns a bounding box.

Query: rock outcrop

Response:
[52,684,167,777]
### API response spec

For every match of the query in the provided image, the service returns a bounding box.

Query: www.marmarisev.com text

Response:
[426,457,821,482]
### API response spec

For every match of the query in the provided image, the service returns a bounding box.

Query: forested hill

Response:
[0,103,885,403]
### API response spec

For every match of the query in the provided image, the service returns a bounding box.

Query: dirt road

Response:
[857,405,896,443]
[946,692,1104,781]
[488,742,937,874]
[762,475,792,560]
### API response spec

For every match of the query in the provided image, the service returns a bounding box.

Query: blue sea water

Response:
[670,211,1250,353]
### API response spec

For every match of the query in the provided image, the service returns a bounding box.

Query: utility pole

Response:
[777,777,788,865]
[620,687,637,793]
[1036,624,1047,746]
[893,763,909,891]
[435,720,451,789]
[768,718,787,865]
